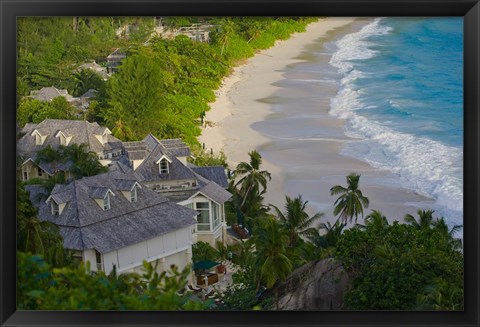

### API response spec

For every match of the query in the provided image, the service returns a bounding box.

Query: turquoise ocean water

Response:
[329,17,463,227]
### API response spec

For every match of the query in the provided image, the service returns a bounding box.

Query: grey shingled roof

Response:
[89,186,112,199]
[197,181,232,204]
[134,140,197,182]
[81,89,97,98]
[114,179,139,191]
[126,135,232,203]
[158,138,191,157]
[25,184,48,206]
[191,166,229,188]
[30,86,71,102]
[28,170,197,253]
[17,119,123,156]
[31,156,73,175]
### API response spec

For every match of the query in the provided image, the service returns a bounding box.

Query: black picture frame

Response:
[1,0,478,326]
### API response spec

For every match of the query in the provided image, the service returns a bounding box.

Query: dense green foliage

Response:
[17,182,73,267]
[192,241,220,263]
[31,144,108,180]
[17,97,80,127]
[335,214,464,310]
[17,252,206,310]
[189,150,228,168]
[17,17,155,96]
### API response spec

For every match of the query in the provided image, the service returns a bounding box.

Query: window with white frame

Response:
[103,194,111,210]
[159,158,169,174]
[95,250,103,271]
[195,202,210,231]
[51,200,59,216]
[131,186,137,203]
[37,167,43,176]
[35,133,42,145]
[59,133,67,146]
[212,201,220,229]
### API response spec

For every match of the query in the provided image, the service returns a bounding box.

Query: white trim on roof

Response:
[186,191,220,206]
[155,154,172,164]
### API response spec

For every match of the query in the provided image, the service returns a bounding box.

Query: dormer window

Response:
[51,200,59,216]
[159,158,169,174]
[55,131,71,146]
[114,179,141,203]
[31,129,46,146]
[155,155,172,175]
[90,187,115,210]
[131,186,137,203]
[59,133,67,146]
[103,194,111,210]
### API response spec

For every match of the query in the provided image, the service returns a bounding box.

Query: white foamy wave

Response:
[340,115,463,213]
[330,18,392,74]
[328,18,463,216]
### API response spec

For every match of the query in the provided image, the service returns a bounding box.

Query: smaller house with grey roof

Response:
[26,168,198,277]
[17,119,123,181]
[30,86,75,103]
[123,134,231,248]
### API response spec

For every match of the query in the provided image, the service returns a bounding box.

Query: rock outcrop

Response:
[272,258,351,310]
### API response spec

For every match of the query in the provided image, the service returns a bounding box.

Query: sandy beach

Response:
[199,17,436,227]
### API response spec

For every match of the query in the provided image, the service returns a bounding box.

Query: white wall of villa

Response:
[84,226,194,279]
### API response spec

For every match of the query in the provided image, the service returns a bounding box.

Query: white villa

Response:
[26,167,198,279]
[122,134,231,248]
[20,120,232,279]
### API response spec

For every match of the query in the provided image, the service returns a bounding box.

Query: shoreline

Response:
[199,17,437,227]
[199,17,358,209]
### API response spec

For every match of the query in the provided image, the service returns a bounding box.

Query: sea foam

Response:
[328,18,464,220]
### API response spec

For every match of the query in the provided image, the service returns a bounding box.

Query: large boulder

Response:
[274,258,351,310]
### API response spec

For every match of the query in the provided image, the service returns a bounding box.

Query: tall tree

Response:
[105,51,166,140]
[62,144,108,178]
[404,209,436,230]
[17,182,71,267]
[270,195,324,247]
[234,150,271,211]
[34,145,68,174]
[330,173,369,224]
[308,220,346,249]
[253,218,293,310]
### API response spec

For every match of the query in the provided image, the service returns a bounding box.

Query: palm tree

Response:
[17,182,70,267]
[64,144,107,178]
[330,173,369,224]
[432,217,463,250]
[270,195,324,247]
[313,220,347,248]
[253,218,293,310]
[417,278,463,310]
[216,18,235,56]
[34,145,68,174]
[404,209,436,230]
[362,210,389,230]
[234,150,271,212]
